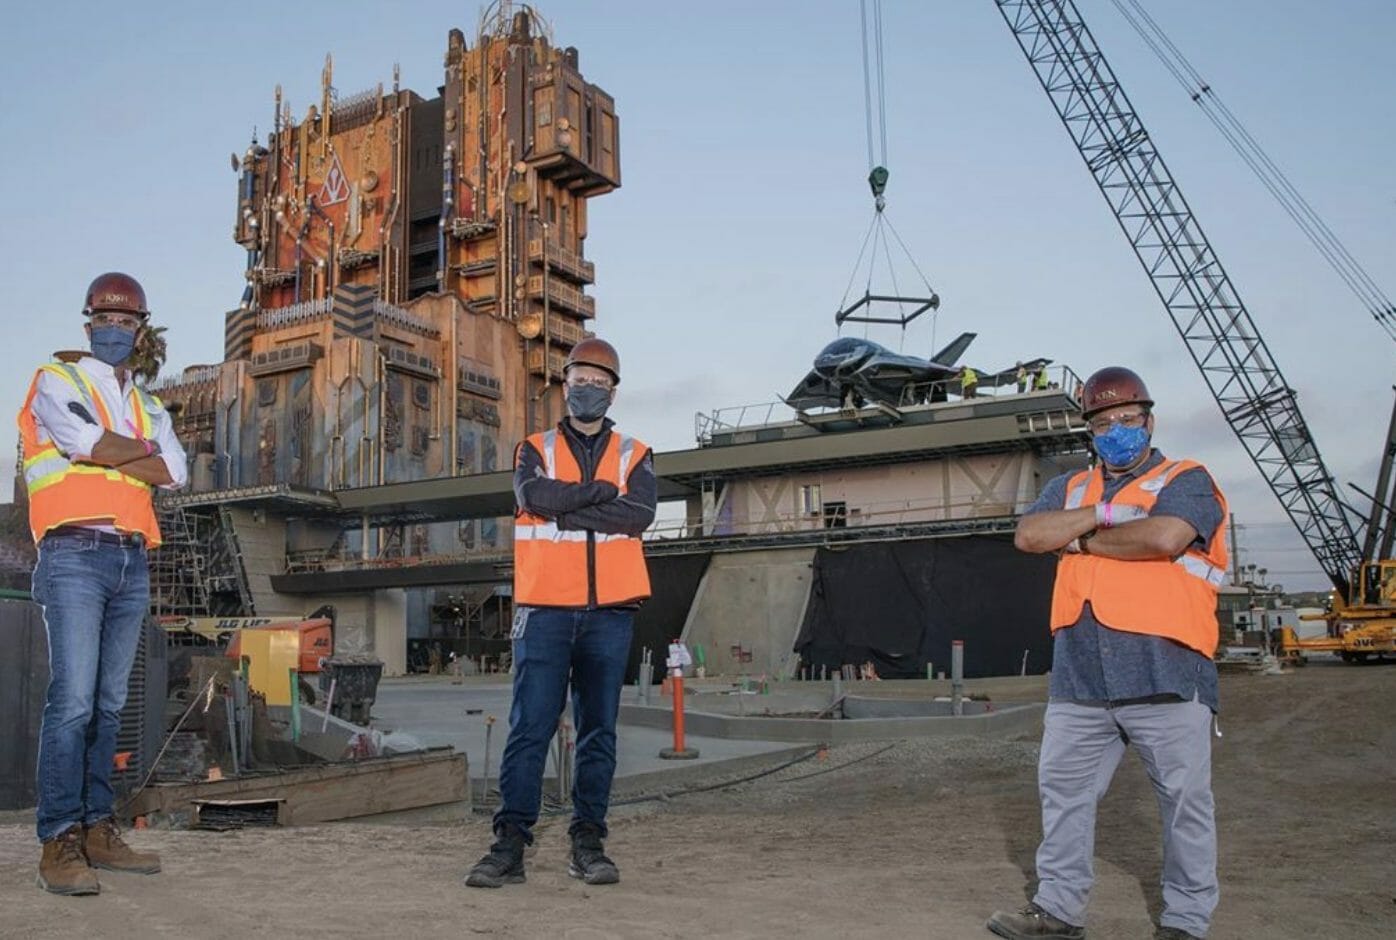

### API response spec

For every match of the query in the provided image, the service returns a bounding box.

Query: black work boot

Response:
[568,823,619,885]
[464,827,526,888]
[1155,927,1203,940]
[986,902,1085,939]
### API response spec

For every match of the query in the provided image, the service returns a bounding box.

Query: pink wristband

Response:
[1095,502,1114,529]
[142,438,154,457]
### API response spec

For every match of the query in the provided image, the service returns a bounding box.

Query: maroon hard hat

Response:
[1081,366,1153,418]
[565,337,620,384]
[83,272,150,320]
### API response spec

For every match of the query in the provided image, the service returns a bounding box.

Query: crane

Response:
[993,0,1365,596]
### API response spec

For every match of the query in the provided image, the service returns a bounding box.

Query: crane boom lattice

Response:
[995,0,1363,592]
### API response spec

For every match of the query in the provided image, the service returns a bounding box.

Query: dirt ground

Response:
[0,663,1391,940]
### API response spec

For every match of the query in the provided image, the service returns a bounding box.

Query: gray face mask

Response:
[566,384,612,422]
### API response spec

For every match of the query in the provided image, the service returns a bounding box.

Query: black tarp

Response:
[627,553,712,684]
[0,598,48,810]
[0,602,168,812]
[794,536,1058,679]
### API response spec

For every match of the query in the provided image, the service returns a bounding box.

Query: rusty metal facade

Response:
[158,7,619,559]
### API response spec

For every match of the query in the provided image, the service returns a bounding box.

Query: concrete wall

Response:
[301,590,408,677]
[228,508,408,675]
[717,452,1057,535]
[228,507,298,617]
[680,547,815,679]
[374,589,408,676]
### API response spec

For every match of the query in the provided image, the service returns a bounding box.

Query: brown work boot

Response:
[37,826,100,896]
[83,818,161,874]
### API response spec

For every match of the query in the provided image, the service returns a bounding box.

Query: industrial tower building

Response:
[159,6,618,564]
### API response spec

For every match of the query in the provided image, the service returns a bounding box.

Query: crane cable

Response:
[860,0,889,174]
[839,0,939,347]
[1109,0,1396,345]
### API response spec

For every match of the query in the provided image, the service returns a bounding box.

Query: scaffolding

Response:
[148,505,210,617]
[149,504,254,618]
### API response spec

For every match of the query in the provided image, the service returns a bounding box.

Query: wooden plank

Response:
[127,750,467,825]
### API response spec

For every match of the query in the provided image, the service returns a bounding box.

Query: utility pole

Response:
[1228,512,1241,586]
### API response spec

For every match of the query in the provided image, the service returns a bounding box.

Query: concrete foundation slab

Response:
[621,701,1043,743]
[370,677,799,784]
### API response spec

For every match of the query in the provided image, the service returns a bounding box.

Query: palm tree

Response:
[130,324,168,386]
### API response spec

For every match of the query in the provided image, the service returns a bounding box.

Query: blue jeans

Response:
[494,606,633,843]
[32,533,149,842]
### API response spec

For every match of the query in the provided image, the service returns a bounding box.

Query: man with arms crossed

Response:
[988,366,1227,940]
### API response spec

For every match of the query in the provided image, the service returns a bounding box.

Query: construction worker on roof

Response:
[987,366,1228,940]
[1016,362,1029,394]
[21,272,187,896]
[466,337,657,891]
[1034,363,1051,391]
[960,365,980,399]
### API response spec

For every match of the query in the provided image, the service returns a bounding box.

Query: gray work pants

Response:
[1032,699,1218,937]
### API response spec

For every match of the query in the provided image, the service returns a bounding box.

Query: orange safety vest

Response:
[513,426,651,608]
[1049,458,1228,656]
[18,361,164,547]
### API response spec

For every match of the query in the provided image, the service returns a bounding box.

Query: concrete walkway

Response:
[371,675,797,784]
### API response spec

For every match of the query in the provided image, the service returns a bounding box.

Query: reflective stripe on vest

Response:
[1049,458,1229,656]
[18,362,163,546]
[540,429,558,480]
[1062,459,1227,589]
[616,435,637,494]
[514,521,639,544]
[513,427,651,607]
[22,364,156,494]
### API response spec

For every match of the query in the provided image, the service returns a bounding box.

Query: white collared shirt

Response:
[28,356,189,493]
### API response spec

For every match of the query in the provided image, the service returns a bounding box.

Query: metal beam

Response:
[268,517,1022,593]
[271,558,510,594]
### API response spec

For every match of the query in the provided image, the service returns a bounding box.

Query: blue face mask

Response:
[1093,422,1151,468]
[90,326,137,366]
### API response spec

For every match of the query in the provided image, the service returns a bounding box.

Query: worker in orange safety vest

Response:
[988,366,1227,940]
[466,337,656,890]
[21,272,187,896]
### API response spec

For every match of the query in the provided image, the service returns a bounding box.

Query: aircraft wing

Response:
[783,370,843,410]
[979,357,1053,388]
[860,359,934,385]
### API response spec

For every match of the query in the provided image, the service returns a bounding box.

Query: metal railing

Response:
[330,87,379,133]
[154,365,221,391]
[257,298,333,330]
[694,401,794,443]
[285,547,511,575]
[525,275,595,318]
[527,237,596,283]
[694,364,1084,444]
[643,491,1032,541]
[372,298,438,337]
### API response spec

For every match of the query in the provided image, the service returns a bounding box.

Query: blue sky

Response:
[2,1,1392,590]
